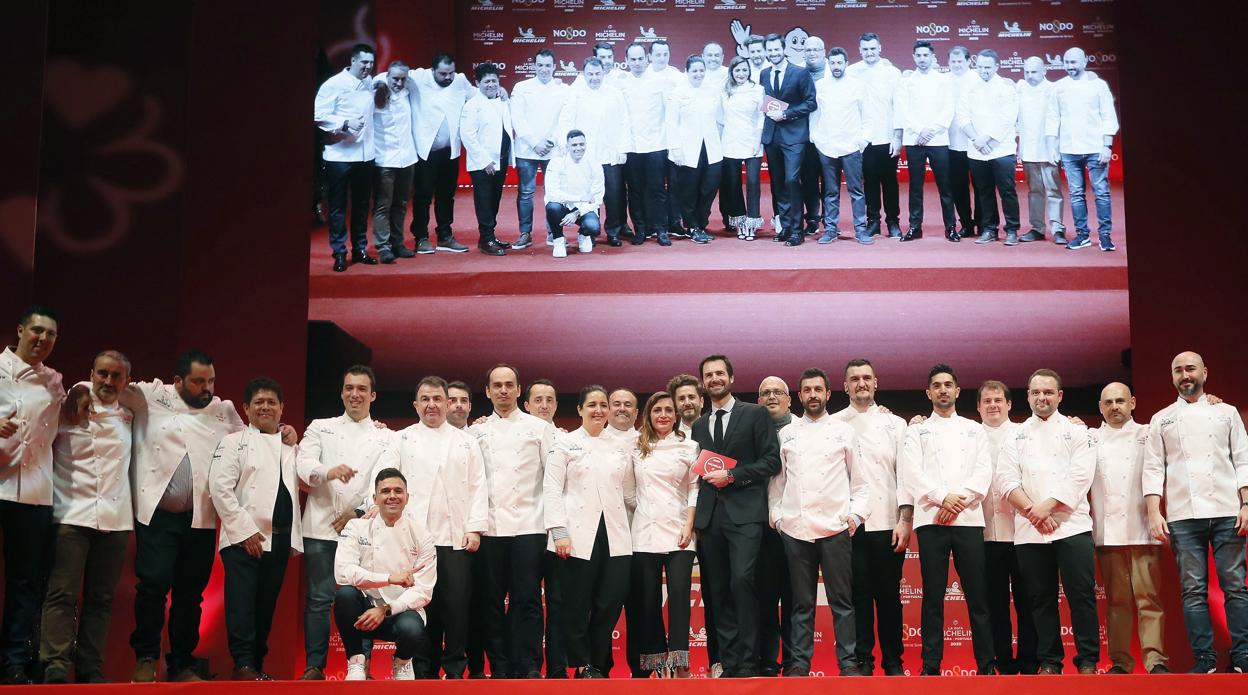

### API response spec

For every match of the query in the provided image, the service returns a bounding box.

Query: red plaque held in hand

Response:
[694,450,738,476]
[761,95,789,115]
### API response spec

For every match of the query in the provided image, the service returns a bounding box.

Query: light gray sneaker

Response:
[435,237,468,253]
[416,239,435,254]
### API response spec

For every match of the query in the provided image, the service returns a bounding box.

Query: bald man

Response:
[755,377,794,676]
[1016,57,1065,243]
[1090,383,1168,673]
[1143,352,1248,674]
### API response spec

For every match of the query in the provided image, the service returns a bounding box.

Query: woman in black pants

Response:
[719,56,765,240]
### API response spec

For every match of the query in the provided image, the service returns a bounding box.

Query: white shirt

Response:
[543,426,635,560]
[313,69,375,163]
[1142,395,1248,522]
[209,425,303,553]
[0,347,64,505]
[632,431,698,553]
[833,404,910,532]
[705,397,736,446]
[1091,420,1158,546]
[997,413,1095,544]
[407,68,476,159]
[571,69,629,91]
[1016,78,1054,163]
[846,58,901,145]
[900,413,992,529]
[770,413,870,541]
[894,69,954,147]
[1044,73,1119,155]
[336,515,437,619]
[370,77,418,168]
[52,383,133,530]
[296,413,394,542]
[544,152,604,217]
[645,64,685,94]
[958,73,1019,161]
[381,421,488,549]
[810,73,871,159]
[606,425,639,447]
[555,83,631,166]
[470,409,556,536]
[459,92,514,172]
[666,81,723,167]
[703,66,730,93]
[762,60,790,95]
[947,69,978,152]
[720,84,765,160]
[981,421,1021,542]
[618,71,667,153]
[124,380,244,529]
[511,76,570,160]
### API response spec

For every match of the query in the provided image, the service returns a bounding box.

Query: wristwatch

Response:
[725,471,735,485]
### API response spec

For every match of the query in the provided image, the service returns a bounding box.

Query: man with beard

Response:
[1144,352,1248,674]
[847,33,902,239]
[754,376,794,676]
[669,375,704,437]
[447,382,473,430]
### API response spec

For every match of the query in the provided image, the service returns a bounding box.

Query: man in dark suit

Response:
[691,355,781,677]
[760,33,818,247]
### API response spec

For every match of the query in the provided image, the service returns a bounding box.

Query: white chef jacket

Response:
[770,413,870,541]
[543,426,636,561]
[470,409,556,536]
[894,69,954,147]
[1090,420,1158,547]
[125,379,244,529]
[570,69,629,91]
[833,405,909,532]
[666,81,723,167]
[958,73,1019,162]
[555,83,631,166]
[336,515,437,619]
[1044,73,1119,155]
[379,421,488,550]
[370,77,418,168]
[810,73,871,159]
[702,66,730,93]
[313,69,375,163]
[1015,78,1054,163]
[981,421,1020,543]
[720,84,765,160]
[544,152,604,217]
[0,347,64,505]
[947,69,978,152]
[460,92,514,173]
[997,412,1095,544]
[407,68,476,160]
[632,431,698,553]
[618,71,667,154]
[296,413,394,542]
[1142,396,1248,522]
[646,64,685,93]
[52,382,133,531]
[511,76,570,160]
[846,58,901,146]
[209,425,303,553]
[900,413,992,529]
[606,425,639,447]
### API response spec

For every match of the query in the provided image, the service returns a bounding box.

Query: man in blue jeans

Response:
[512,49,570,250]
[1143,351,1248,674]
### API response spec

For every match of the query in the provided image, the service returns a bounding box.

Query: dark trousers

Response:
[630,550,695,669]
[625,150,668,236]
[851,529,905,671]
[480,533,546,677]
[305,537,370,669]
[915,525,996,672]
[372,163,414,251]
[677,147,723,231]
[800,144,824,228]
[756,526,792,675]
[1,501,51,668]
[1015,532,1100,671]
[695,543,720,666]
[130,509,217,672]
[469,165,509,244]
[420,546,473,678]
[467,546,490,675]
[818,150,867,234]
[764,142,807,236]
[947,148,977,231]
[782,532,855,674]
[325,160,372,257]
[543,550,568,677]
[333,586,427,660]
[861,143,901,225]
[411,148,458,242]
[623,558,648,677]
[985,541,1038,674]
[664,160,683,232]
[722,157,762,219]
[545,203,601,240]
[39,525,130,675]
[905,145,956,231]
[602,164,627,239]
[970,155,1021,235]
[220,533,290,670]
[698,503,763,677]
[559,518,629,672]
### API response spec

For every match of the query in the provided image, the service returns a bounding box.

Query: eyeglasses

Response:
[759,389,787,398]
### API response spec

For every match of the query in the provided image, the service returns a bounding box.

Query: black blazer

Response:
[691,400,781,529]
[760,62,817,146]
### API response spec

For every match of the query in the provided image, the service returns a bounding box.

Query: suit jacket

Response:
[760,62,817,146]
[691,400,781,528]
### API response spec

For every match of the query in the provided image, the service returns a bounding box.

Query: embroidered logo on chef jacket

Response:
[155,391,174,409]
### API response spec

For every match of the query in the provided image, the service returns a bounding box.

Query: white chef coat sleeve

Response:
[314,81,347,133]
[996,433,1024,501]
[962,426,993,504]
[543,443,570,533]
[466,437,489,535]
[899,427,946,507]
[334,518,390,588]
[847,432,872,522]
[296,424,329,488]
[391,521,438,615]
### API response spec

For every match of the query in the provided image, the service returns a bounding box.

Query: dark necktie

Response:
[713,409,726,452]
[773,68,780,95]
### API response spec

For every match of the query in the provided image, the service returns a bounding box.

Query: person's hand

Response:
[918,127,936,144]
[729,19,752,54]
[1036,517,1060,534]
[678,525,693,549]
[1026,498,1057,525]
[240,533,264,559]
[345,117,365,134]
[355,607,386,632]
[555,538,572,559]
[498,86,509,102]
[616,154,628,166]
[1047,147,1060,167]
[935,508,956,525]
[1236,505,1248,536]
[536,140,554,158]
[878,405,893,415]
[484,162,498,175]
[941,493,968,514]
[471,415,490,427]
[1205,393,1223,405]
[1099,146,1112,165]
[561,212,578,227]
[327,464,356,483]
[972,136,990,151]
[766,110,785,122]
[1067,416,1086,427]
[464,532,481,552]
[909,414,927,426]
[373,419,390,430]
[61,385,91,426]
[702,469,732,488]
[388,570,415,587]
[362,505,379,520]
[1147,509,1170,544]
[279,424,298,446]
[841,514,860,535]
[332,510,356,534]
[892,519,912,551]
[889,139,901,158]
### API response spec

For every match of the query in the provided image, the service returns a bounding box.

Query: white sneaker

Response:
[553,237,567,258]
[710,662,724,678]
[578,234,593,253]
[345,656,367,681]
[391,657,414,681]
[545,233,554,247]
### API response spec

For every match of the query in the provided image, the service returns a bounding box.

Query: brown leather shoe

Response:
[169,668,204,682]
[132,659,158,683]
[1077,664,1098,675]
[231,666,263,681]
[300,667,326,681]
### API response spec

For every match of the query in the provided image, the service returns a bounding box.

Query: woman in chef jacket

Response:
[666,55,724,243]
[543,385,636,678]
[719,56,766,240]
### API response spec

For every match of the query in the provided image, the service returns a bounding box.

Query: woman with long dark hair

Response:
[720,56,765,240]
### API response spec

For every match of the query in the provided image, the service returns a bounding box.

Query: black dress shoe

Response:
[575,667,605,679]
[657,231,672,246]
[772,233,787,242]
[605,235,622,247]
[351,253,379,265]
[866,219,881,236]
[900,228,923,242]
[478,241,507,256]
[785,236,803,246]
[630,231,646,245]
[332,254,347,272]
[957,225,975,239]
[393,244,416,258]
[494,239,512,249]
[887,221,902,238]
[944,228,961,242]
